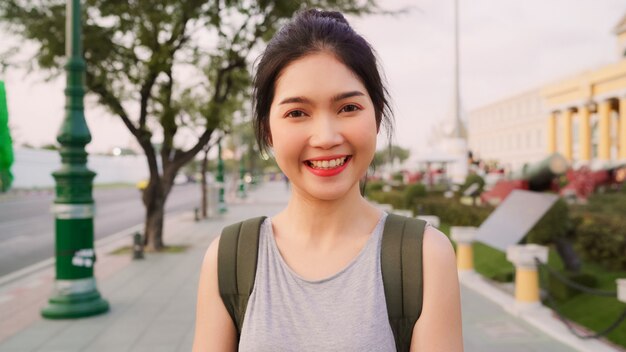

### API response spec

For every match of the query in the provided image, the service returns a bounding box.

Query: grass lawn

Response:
[439,223,626,348]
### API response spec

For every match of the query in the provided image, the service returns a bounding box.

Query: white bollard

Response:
[617,279,626,303]
[506,244,549,309]
[451,226,477,273]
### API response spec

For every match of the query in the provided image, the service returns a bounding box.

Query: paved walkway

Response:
[0,181,616,351]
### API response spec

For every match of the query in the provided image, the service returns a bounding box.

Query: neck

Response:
[277,182,381,244]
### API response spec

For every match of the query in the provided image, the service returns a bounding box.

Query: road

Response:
[0,183,201,277]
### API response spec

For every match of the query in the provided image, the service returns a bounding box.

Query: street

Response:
[0,183,201,277]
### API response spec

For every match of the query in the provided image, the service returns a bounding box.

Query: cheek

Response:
[351,116,378,152]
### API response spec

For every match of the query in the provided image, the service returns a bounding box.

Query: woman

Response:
[194,9,463,351]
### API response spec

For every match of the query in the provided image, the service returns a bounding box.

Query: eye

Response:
[339,104,362,113]
[285,110,307,118]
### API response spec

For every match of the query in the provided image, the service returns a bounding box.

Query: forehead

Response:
[273,52,368,103]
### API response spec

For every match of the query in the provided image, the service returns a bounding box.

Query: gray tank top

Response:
[238,214,396,352]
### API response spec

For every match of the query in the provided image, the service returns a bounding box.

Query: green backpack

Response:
[218,213,426,352]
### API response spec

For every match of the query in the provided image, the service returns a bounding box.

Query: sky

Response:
[2,0,625,157]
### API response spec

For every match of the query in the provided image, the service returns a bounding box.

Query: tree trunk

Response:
[201,148,209,218]
[143,182,166,251]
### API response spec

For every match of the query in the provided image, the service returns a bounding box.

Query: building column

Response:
[561,109,573,161]
[618,97,626,161]
[547,111,557,154]
[578,104,592,162]
[598,100,612,162]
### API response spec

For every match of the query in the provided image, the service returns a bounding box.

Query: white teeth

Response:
[308,157,348,169]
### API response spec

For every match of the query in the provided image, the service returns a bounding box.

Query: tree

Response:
[373,144,410,167]
[0,1,385,250]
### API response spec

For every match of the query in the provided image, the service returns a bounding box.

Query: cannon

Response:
[481,153,568,205]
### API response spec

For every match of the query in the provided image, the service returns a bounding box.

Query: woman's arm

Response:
[410,227,464,352]
[193,236,238,352]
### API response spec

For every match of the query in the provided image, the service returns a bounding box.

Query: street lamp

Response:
[41,0,109,319]
[217,137,227,213]
[238,149,247,198]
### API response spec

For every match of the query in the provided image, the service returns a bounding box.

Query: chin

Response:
[302,181,356,201]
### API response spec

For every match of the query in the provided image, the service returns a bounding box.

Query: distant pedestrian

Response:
[194,9,462,352]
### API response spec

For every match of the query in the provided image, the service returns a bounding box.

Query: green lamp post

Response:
[41,0,109,319]
[217,138,227,213]
[238,148,247,199]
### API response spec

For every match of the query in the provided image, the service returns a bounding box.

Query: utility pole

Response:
[41,0,109,319]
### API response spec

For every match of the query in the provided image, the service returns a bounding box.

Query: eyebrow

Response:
[278,91,365,105]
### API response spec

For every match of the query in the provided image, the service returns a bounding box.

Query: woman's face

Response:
[268,52,378,201]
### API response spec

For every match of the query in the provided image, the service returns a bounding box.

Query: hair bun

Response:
[301,9,350,26]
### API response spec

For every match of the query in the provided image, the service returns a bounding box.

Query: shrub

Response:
[392,172,404,183]
[413,196,493,227]
[574,214,626,271]
[404,183,427,207]
[367,190,406,209]
[364,180,384,194]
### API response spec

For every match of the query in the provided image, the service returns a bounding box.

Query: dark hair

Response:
[253,9,393,154]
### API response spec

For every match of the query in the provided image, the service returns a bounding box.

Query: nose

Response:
[309,115,344,149]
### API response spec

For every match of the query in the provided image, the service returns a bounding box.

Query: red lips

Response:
[304,155,352,177]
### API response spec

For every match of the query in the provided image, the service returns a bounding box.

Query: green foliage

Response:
[526,198,572,245]
[367,189,406,208]
[368,186,493,227]
[0,0,387,247]
[574,214,626,271]
[403,183,426,207]
[414,196,492,227]
[0,0,385,175]
[364,180,384,194]
[573,191,626,215]
[373,144,410,166]
[391,172,404,183]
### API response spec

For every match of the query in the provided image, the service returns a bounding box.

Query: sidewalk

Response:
[0,181,610,351]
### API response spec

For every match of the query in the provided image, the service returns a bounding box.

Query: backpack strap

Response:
[381,213,427,352]
[217,216,267,339]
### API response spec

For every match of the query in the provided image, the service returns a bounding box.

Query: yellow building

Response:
[468,89,546,172]
[542,15,626,167]
[469,15,626,171]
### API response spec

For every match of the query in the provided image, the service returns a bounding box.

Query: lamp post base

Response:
[41,289,109,319]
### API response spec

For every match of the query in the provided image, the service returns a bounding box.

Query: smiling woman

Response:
[193,9,463,352]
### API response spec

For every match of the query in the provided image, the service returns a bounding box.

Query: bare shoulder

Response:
[422,226,456,266]
[202,235,221,269]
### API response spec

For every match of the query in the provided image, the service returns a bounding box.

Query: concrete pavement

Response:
[0,181,614,351]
